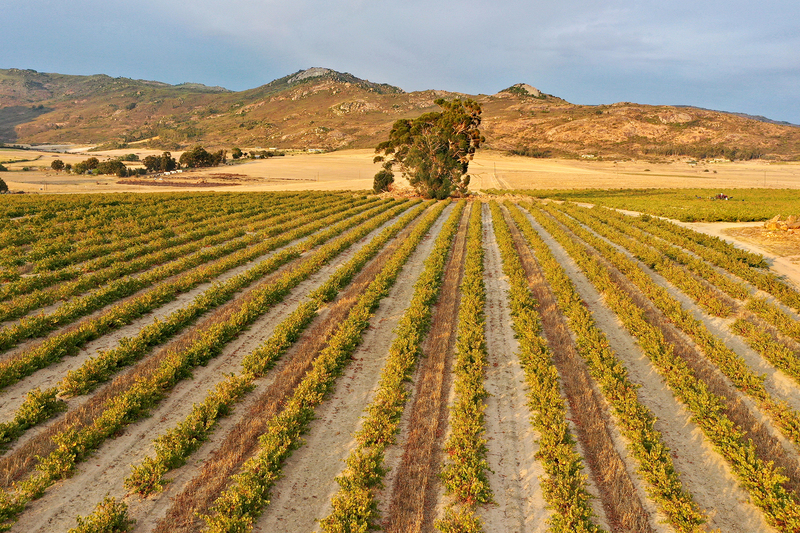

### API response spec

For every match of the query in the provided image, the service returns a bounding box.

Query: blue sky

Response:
[3,0,799,123]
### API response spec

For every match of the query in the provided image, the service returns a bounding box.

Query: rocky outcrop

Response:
[765,215,800,231]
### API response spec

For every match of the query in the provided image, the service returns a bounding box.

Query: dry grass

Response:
[723,227,800,258]
[4,148,800,195]
[384,205,470,533]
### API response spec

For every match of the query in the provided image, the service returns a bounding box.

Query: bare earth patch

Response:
[723,226,800,261]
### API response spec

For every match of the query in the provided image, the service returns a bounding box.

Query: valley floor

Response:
[2,148,800,194]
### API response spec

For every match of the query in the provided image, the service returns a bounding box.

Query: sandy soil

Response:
[479,204,549,532]
[582,211,800,477]
[250,204,453,533]
[604,218,800,415]
[507,205,655,532]
[3,147,800,532]
[4,147,800,194]
[131,208,416,532]
[384,204,468,533]
[604,208,800,313]
[7,209,408,533]
[368,207,471,531]
[724,227,800,259]
[522,209,776,533]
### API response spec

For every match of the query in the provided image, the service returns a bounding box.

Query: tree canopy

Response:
[142,152,177,173]
[179,145,226,168]
[373,98,484,198]
[72,157,100,175]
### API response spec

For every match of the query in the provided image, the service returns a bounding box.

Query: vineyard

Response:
[1,191,800,532]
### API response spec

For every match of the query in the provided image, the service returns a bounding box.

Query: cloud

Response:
[2,0,799,122]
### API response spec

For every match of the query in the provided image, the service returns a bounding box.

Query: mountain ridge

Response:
[1,67,798,161]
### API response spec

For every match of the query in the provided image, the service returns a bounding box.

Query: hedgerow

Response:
[526,202,800,531]
[0,196,374,355]
[631,215,800,312]
[67,496,134,533]
[0,199,415,529]
[123,200,427,496]
[0,193,325,301]
[579,206,750,301]
[540,202,800,448]
[0,195,341,321]
[552,203,733,317]
[0,198,382,392]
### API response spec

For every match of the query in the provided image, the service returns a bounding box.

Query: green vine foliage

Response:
[203,202,458,533]
[319,201,465,532]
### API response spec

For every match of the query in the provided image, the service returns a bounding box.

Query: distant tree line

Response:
[643,144,764,161]
[49,145,233,177]
[51,156,144,177]
[142,152,177,173]
[511,145,553,158]
[179,146,227,168]
[229,147,285,160]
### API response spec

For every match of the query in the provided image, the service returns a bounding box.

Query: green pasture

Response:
[499,188,800,222]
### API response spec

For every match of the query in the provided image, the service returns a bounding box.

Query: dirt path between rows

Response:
[0,230,295,430]
[629,216,800,293]
[383,203,469,533]
[0,233,318,488]
[505,205,653,533]
[252,203,455,533]
[523,209,775,532]
[479,203,549,532]
[564,209,800,496]
[7,209,409,533]
[594,217,800,436]
[146,207,433,533]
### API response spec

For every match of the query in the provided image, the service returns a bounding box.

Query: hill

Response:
[1,67,799,160]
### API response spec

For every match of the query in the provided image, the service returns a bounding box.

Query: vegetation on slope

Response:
[2,67,798,159]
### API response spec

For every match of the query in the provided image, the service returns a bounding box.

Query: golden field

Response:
[2,147,799,194]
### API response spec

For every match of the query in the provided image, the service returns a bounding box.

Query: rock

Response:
[765,215,781,229]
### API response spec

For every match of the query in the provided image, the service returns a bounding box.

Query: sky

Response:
[3,0,799,124]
